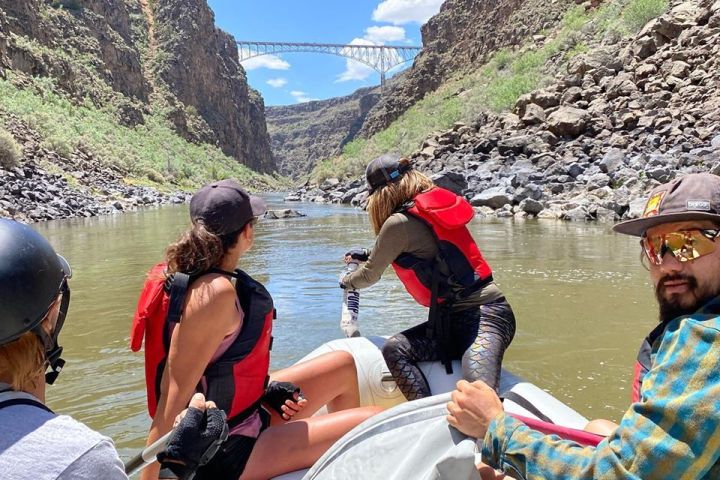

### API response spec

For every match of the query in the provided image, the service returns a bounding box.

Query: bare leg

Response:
[269,351,361,419]
[584,419,618,436]
[240,407,383,480]
[477,462,506,479]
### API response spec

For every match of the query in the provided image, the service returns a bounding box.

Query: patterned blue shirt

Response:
[482,296,720,479]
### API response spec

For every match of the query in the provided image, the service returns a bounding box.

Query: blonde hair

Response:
[367,165,435,234]
[0,332,45,391]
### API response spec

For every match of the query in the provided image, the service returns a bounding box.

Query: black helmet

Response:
[0,218,71,384]
[365,154,412,194]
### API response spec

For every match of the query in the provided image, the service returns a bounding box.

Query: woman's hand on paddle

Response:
[446,380,504,439]
[157,393,229,479]
[173,393,217,427]
[279,391,308,421]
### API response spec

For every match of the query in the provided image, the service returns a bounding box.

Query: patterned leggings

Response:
[381,297,516,400]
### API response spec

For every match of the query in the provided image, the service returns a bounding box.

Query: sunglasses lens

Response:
[643,230,718,265]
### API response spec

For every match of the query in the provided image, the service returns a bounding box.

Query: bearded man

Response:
[447,172,720,479]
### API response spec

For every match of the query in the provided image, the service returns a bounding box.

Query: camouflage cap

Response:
[613,173,720,237]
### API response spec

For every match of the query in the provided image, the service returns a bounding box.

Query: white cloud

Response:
[239,48,290,71]
[336,38,377,83]
[266,78,288,88]
[336,37,405,83]
[364,25,406,44]
[372,0,445,25]
[290,90,318,103]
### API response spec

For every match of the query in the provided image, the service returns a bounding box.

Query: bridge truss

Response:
[237,41,422,87]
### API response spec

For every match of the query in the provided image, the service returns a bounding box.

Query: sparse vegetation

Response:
[622,0,669,31]
[311,0,671,183]
[0,128,22,170]
[0,75,284,189]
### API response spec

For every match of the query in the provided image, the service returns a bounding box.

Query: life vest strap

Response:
[427,261,453,375]
[166,272,191,324]
[0,398,54,413]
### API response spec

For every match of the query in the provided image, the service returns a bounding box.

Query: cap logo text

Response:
[643,191,666,217]
[687,200,711,211]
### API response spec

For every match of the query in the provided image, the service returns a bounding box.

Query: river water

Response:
[33,194,657,460]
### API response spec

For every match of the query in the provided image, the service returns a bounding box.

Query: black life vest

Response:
[130,263,275,425]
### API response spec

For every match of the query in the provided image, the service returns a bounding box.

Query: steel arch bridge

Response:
[237,41,422,86]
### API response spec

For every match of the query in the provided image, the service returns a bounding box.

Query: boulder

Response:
[530,89,561,109]
[320,178,340,190]
[655,2,708,39]
[562,206,591,221]
[431,170,467,195]
[519,198,544,215]
[470,188,512,209]
[522,103,547,125]
[599,149,626,174]
[498,135,533,155]
[273,209,305,219]
[625,197,648,219]
[546,107,591,137]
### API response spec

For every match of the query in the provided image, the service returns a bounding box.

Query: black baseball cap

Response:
[190,180,267,235]
[613,173,720,236]
[366,154,412,194]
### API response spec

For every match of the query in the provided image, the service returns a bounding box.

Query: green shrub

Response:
[42,137,73,158]
[492,49,514,71]
[622,0,669,31]
[144,167,165,184]
[51,0,83,10]
[0,129,22,170]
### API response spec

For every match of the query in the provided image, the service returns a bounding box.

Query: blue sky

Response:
[207,0,445,106]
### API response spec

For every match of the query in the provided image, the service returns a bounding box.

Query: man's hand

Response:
[157,393,228,480]
[446,380,504,439]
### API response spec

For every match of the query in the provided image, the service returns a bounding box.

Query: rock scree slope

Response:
[295,0,720,224]
[0,0,276,222]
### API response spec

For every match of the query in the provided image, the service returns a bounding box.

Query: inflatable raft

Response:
[273,336,594,480]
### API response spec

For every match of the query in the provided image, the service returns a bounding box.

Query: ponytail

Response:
[165,222,243,275]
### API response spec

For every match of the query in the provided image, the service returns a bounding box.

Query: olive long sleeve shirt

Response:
[343,212,502,310]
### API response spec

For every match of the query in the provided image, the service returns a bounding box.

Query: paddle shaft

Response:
[124,430,173,476]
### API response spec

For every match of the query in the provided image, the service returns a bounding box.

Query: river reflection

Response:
[33,194,656,459]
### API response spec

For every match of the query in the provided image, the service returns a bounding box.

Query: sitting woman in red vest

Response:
[137,180,381,480]
[341,155,516,400]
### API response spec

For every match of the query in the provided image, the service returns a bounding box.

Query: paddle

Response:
[124,430,173,476]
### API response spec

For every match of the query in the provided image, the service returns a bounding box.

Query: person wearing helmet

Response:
[341,155,516,400]
[0,218,227,480]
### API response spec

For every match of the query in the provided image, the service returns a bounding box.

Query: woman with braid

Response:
[341,155,516,400]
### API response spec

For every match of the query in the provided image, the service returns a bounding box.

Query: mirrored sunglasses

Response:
[641,229,720,266]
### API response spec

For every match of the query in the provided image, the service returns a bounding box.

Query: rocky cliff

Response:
[295,0,720,224]
[266,87,380,176]
[359,0,577,137]
[0,0,274,172]
[153,0,274,172]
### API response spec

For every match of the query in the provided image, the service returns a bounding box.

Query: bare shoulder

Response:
[184,273,236,318]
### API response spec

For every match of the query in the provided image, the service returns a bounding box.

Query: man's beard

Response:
[656,274,720,322]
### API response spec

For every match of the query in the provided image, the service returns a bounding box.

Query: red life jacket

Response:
[391,187,493,307]
[130,263,274,425]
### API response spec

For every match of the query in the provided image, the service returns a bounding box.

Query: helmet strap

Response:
[32,282,70,385]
